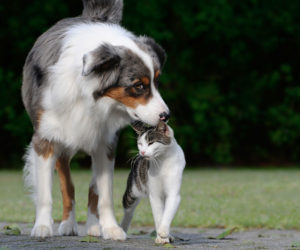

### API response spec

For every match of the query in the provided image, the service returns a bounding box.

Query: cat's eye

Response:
[148,142,153,146]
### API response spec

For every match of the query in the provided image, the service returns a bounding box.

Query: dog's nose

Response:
[159,112,170,122]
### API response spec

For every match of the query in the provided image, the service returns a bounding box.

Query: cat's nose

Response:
[159,112,170,122]
[141,151,145,156]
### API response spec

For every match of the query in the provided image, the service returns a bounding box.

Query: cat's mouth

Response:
[140,154,150,160]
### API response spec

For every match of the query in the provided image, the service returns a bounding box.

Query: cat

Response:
[121,121,186,244]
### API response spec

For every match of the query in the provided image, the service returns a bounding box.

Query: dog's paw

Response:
[102,226,126,241]
[86,213,101,237]
[87,224,101,237]
[155,235,170,244]
[31,225,53,238]
[58,220,78,236]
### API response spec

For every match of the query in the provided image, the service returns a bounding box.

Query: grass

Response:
[1,168,300,229]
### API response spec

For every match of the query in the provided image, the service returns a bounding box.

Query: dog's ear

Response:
[82,43,121,76]
[131,121,150,135]
[138,36,167,69]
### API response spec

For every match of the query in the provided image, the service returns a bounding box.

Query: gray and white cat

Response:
[121,121,186,244]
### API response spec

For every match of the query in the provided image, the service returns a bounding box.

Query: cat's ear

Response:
[157,121,170,136]
[131,121,148,135]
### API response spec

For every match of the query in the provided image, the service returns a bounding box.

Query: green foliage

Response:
[0,0,299,166]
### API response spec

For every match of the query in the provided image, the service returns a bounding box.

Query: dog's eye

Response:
[134,82,144,90]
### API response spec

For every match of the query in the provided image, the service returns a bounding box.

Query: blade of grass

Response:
[208,227,238,240]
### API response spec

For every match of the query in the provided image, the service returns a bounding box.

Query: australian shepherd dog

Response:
[22,0,169,240]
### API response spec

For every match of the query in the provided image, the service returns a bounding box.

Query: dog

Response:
[22,0,170,240]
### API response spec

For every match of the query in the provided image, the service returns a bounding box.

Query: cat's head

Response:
[132,120,173,158]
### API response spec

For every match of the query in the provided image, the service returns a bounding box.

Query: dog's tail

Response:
[82,0,123,24]
[23,144,37,203]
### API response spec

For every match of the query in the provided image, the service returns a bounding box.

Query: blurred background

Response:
[0,0,299,168]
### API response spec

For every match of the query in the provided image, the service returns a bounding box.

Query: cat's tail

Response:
[82,0,123,24]
[122,188,137,210]
[121,172,139,232]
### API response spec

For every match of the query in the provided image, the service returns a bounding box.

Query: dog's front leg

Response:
[28,135,57,238]
[90,140,126,240]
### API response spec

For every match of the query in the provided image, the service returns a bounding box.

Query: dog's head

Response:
[81,36,169,126]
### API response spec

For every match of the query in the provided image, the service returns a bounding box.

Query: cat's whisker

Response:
[152,157,159,169]
[127,154,139,169]
[130,154,141,169]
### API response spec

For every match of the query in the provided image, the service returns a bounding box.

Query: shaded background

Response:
[0,0,299,168]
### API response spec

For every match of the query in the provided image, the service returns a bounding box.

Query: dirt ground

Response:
[1,222,300,250]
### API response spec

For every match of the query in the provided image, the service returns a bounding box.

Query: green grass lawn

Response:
[1,168,300,229]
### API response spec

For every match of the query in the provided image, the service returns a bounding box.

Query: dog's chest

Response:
[39,98,127,153]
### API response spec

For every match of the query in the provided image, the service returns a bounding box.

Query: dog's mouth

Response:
[131,113,153,127]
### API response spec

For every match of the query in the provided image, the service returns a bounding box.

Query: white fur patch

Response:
[58,201,78,236]
[86,208,101,237]
[30,150,56,238]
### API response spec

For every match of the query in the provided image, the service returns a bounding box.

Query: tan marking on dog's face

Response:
[154,70,160,88]
[103,85,151,108]
[32,134,54,159]
[55,154,74,221]
[155,70,160,80]
[132,76,150,86]
[88,184,99,218]
[141,76,150,85]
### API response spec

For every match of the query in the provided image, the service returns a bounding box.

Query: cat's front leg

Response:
[149,193,165,230]
[156,194,181,244]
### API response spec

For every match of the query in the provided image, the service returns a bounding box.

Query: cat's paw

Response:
[158,230,169,239]
[58,219,78,236]
[156,229,174,244]
[102,226,126,241]
[155,235,170,244]
[31,224,53,238]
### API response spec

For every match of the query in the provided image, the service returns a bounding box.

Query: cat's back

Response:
[163,139,185,171]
